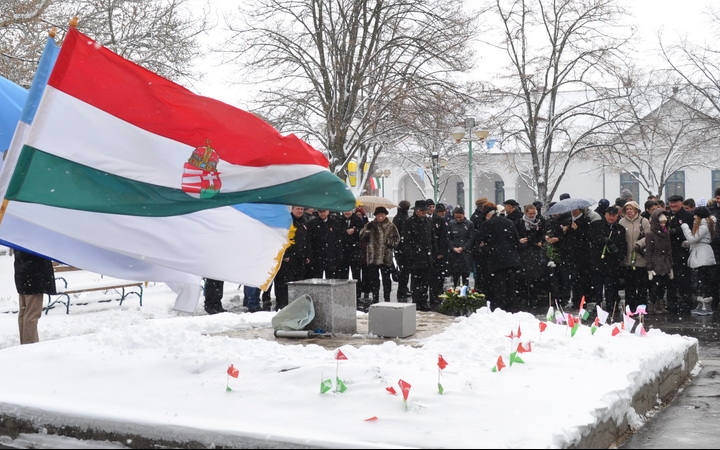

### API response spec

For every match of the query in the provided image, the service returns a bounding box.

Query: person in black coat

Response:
[271,206,310,311]
[560,208,598,309]
[306,209,344,280]
[400,200,438,311]
[14,249,56,344]
[666,195,695,314]
[515,204,547,308]
[338,209,365,301]
[392,200,412,300]
[429,203,450,310]
[476,202,521,312]
[589,206,627,311]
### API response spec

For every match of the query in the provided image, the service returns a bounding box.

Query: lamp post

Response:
[374,169,391,197]
[450,118,489,210]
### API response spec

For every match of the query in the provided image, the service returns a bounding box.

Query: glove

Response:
[682,241,690,249]
[670,269,674,280]
[648,270,655,281]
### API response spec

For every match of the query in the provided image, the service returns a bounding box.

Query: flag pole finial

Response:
[69,16,79,28]
[49,28,57,38]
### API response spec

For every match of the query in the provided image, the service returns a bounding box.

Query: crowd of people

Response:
[200,188,720,319]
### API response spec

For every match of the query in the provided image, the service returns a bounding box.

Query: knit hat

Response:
[374,206,389,215]
[425,199,435,207]
[620,189,633,201]
[598,199,610,208]
[694,206,711,219]
[398,200,411,210]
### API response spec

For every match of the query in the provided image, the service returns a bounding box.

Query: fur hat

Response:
[559,193,570,200]
[413,200,427,211]
[374,206,389,215]
[694,206,711,219]
[398,200,411,210]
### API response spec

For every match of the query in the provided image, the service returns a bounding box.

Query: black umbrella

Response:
[546,197,595,216]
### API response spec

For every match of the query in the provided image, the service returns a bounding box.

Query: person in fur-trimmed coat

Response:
[359,207,400,308]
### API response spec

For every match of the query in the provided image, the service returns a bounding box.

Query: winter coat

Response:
[283,213,310,279]
[14,250,56,295]
[667,206,694,265]
[306,215,344,271]
[339,213,365,265]
[515,214,547,281]
[645,209,673,275]
[446,218,475,275]
[589,218,627,271]
[359,218,400,266]
[392,208,410,266]
[619,214,650,268]
[400,212,437,270]
[681,217,717,269]
[560,211,594,266]
[432,214,450,273]
[476,214,521,272]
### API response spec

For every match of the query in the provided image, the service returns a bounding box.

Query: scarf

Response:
[522,214,540,231]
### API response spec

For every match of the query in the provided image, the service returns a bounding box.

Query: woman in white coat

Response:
[680,206,718,314]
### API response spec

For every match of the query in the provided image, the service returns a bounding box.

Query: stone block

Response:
[368,302,416,338]
[288,278,357,334]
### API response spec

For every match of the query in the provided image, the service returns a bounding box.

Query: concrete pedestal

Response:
[368,302,416,338]
[287,279,357,334]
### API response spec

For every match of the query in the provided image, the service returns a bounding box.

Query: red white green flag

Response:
[492,355,506,372]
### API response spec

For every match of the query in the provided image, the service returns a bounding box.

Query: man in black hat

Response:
[399,200,438,311]
[393,200,412,300]
[429,203,449,310]
[502,199,522,222]
[589,205,627,311]
[666,194,694,314]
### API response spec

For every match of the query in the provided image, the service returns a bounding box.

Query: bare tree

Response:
[660,6,720,124]
[0,0,209,87]
[220,0,479,194]
[483,0,633,207]
[600,71,720,198]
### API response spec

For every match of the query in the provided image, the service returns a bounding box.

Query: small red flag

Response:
[227,364,239,378]
[386,386,397,395]
[517,324,522,339]
[494,355,506,372]
[517,342,532,353]
[567,315,575,328]
[539,322,547,332]
[505,330,516,339]
[398,379,412,400]
[437,354,448,370]
[336,349,348,360]
[364,416,378,421]
[612,326,621,336]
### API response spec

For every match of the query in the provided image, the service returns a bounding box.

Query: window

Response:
[494,180,505,205]
[665,171,685,201]
[620,172,640,202]
[712,170,720,194]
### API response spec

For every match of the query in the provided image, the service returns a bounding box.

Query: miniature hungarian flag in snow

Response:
[591,316,600,335]
[492,355,506,372]
[335,349,348,360]
[509,351,525,366]
[335,377,347,393]
[437,355,448,370]
[517,342,532,353]
[635,304,647,317]
[625,304,635,316]
[320,377,332,394]
[623,313,636,333]
[554,310,567,324]
[612,325,621,336]
[539,321,547,333]
[635,323,647,336]
[1,27,355,292]
[546,306,555,322]
[596,304,609,325]
[386,386,397,395]
[226,364,239,378]
[577,296,590,320]
[398,379,411,409]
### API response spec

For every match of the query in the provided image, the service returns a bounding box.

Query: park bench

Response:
[46,263,145,314]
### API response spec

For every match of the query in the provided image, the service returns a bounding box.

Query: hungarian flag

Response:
[591,317,600,335]
[226,364,239,378]
[320,378,332,394]
[635,323,647,337]
[612,326,621,336]
[596,304,609,325]
[509,351,525,366]
[539,321,547,333]
[517,342,531,353]
[492,355,506,372]
[1,28,355,293]
[335,349,348,360]
[398,379,411,400]
[577,296,589,320]
[335,377,347,393]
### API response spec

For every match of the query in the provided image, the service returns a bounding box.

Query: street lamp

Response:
[427,152,449,203]
[374,169,391,197]
[450,118,489,210]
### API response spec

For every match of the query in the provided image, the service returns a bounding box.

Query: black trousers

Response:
[203,278,224,307]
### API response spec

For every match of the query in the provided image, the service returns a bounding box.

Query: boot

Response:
[691,297,713,316]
